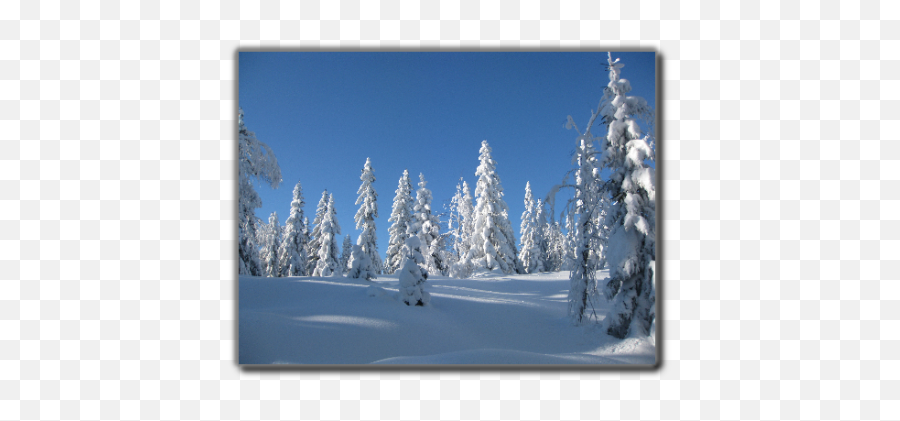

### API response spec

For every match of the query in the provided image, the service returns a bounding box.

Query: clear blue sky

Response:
[239,51,655,257]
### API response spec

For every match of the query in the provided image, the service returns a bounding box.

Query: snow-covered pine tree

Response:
[262,212,282,277]
[384,170,414,274]
[460,180,476,257]
[408,173,443,275]
[546,221,566,272]
[566,136,603,324]
[347,244,377,281]
[458,181,476,275]
[521,182,535,233]
[518,182,546,274]
[255,216,268,275]
[238,108,282,276]
[448,179,477,278]
[559,52,647,324]
[446,180,464,265]
[306,190,329,275]
[278,180,309,276]
[594,193,611,270]
[242,215,262,277]
[397,236,430,306]
[470,140,521,274]
[313,194,342,277]
[340,234,352,275]
[544,221,560,272]
[304,216,313,266]
[561,211,577,271]
[354,158,381,277]
[381,256,391,275]
[534,199,550,271]
[597,52,656,339]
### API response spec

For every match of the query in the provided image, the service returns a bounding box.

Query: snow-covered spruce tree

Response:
[534,199,550,271]
[304,216,313,266]
[347,244,377,280]
[457,181,476,274]
[381,256,391,275]
[278,180,309,276]
[397,236,430,306]
[306,190,329,275]
[597,53,656,339]
[340,235,352,275]
[384,170,414,274]
[543,222,556,272]
[407,173,444,275]
[255,217,268,275]
[469,140,521,274]
[560,52,639,323]
[313,194,342,277]
[453,180,475,258]
[566,136,603,325]
[546,221,566,272]
[594,193,612,270]
[518,182,546,274]
[238,108,281,276]
[448,179,476,278]
[354,158,381,277]
[262,212,282,277]
[446,180,464,265]
[241,221,261,275]
[561,211,577,271]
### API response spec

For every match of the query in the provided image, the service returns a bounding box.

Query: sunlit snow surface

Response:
[239,270,656,365]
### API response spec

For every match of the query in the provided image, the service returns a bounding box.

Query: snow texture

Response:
[239,270,656,365]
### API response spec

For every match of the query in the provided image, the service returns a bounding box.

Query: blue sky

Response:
[239,51,655,257]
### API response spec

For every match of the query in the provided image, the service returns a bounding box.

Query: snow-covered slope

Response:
[239,270,656,365]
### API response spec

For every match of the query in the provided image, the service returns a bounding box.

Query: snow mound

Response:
[366,284,387,298]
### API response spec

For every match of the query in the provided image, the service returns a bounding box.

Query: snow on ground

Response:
[239,270,656,365]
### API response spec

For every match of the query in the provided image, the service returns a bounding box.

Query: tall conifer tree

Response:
[278,181,309,276]
[385,170,413,274]
[470,141,520,274]
[354,158,381,276]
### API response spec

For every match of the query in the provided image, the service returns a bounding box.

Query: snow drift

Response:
[239,270,656,366]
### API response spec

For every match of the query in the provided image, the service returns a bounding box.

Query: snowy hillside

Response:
[239,271,657,365]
